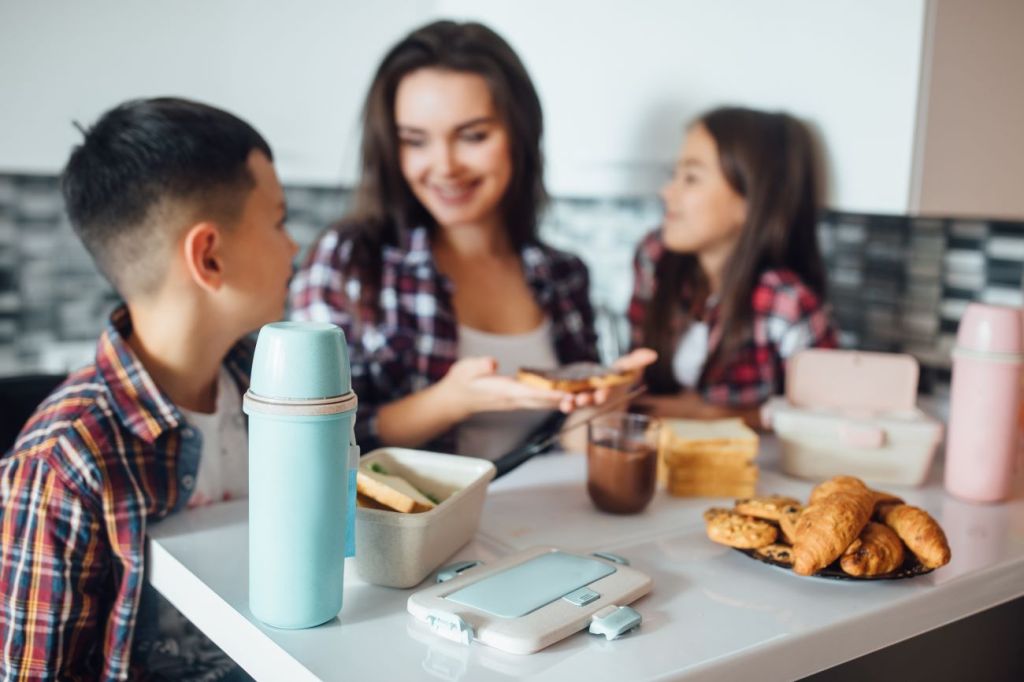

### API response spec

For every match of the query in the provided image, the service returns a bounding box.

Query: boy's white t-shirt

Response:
[178,367,248,507]
[139,368,250,679]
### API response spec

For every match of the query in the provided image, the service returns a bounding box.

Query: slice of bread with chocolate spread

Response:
[516,362,636,392]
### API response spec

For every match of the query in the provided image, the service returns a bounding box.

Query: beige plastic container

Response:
[355,448,495,588]
[768,400,943,485]
[768,350,944,486]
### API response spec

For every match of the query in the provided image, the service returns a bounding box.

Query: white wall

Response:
[0,0,431,185]
[0,1,926,213]
[439,0,927,213]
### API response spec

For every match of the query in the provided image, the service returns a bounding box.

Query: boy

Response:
[0,98,298,679]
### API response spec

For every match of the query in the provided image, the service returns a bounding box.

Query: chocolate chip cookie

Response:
[754,543,795,566]
[778,504,804,544]
[704,508,777,549]
[734,494,802,521]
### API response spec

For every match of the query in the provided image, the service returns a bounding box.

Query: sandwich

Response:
[356,463,438,513]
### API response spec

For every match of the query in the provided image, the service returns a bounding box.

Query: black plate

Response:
[734,547,935,581]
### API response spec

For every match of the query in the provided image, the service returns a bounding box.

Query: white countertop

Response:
[147,439,1024,681]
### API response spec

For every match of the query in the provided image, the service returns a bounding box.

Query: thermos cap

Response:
[249,321,352,401]
[954,303,1024,359]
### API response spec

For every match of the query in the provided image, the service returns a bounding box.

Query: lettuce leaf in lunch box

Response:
[367,461,440,504]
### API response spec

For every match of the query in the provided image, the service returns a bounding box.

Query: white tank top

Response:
[456,319,558,460]
[672,321,710,388]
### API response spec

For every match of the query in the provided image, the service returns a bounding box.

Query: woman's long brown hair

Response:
[643,107,827,394]
[320,20,546,287]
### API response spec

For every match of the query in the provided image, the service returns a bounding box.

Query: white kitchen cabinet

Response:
[909,0,1024,220]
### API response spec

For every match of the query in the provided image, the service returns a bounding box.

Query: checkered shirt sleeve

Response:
[1,436,124,680]
[627,229,662,350]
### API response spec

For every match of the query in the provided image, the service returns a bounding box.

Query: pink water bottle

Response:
[944,303,1024,502]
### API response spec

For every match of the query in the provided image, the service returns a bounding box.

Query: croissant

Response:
[878,504,951,569]
[840,522,905,576]
[793,488,874,576]
[808,475,870,505]
[871,489,904,508]
[810,476,904,516]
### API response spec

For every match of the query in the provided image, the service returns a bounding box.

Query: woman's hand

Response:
[437,357,571,419]
[377,357,569,448]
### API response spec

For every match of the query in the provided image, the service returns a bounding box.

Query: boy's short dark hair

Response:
[61,97,273,298]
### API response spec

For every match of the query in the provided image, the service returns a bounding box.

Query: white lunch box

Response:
[355,448,495,588]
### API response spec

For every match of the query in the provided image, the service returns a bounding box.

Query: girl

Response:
[629,107,837,427]
[291,20,650,458]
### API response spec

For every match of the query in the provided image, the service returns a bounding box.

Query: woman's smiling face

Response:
[395,68,513,232]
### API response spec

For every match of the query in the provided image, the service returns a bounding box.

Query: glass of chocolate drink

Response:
[586,413,660,514]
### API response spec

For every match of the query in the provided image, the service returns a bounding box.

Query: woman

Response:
[292,20,649,457]
[629,106,838,427]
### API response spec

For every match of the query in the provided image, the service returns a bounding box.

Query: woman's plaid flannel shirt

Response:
[290,226,600,453]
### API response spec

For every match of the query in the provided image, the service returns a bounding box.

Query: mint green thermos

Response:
[243,321,359,629]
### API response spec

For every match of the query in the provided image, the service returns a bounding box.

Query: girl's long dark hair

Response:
[643,107,827,394]
[320,20,546,287]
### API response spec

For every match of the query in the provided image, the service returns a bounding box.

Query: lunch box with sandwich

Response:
[765,350,943,486]
[355,448,495,588]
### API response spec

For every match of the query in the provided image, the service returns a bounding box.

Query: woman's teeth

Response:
[433,183,476,200]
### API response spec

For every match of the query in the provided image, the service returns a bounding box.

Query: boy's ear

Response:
[182,222,224,292]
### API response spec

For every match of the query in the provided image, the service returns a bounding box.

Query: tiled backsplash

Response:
[0,173,1021,379]
[819,214,1024,374]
